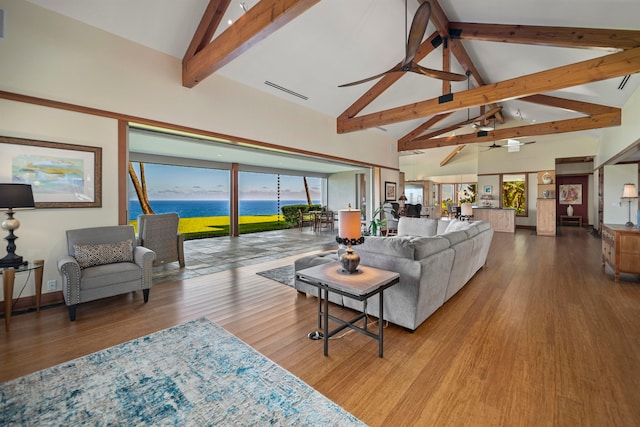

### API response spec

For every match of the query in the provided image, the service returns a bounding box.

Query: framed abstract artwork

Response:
[0,136,102,208]
[559,184,582,205]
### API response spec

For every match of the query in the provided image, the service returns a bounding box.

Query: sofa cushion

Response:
[397,217,438,237]
[445,219,472,233]
[433,220,447,235]
[73,239,134,269]
[359,236,415,259]
[410,236,451,260]
[464,224,480,238]
[440,230,468,246]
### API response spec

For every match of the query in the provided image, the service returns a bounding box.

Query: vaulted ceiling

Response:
[27,0,640,162]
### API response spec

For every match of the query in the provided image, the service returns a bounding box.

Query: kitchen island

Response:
[472,207,516,233]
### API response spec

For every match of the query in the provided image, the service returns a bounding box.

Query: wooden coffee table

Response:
[296,262,400,357]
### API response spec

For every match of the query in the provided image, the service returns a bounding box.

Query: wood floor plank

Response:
[1,227,639,425]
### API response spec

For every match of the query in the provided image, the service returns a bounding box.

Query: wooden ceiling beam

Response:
[338,47,640,133]
[424,0,504,123]
[399,111,621,151]
[410,106,503,141]
[183,0,319,88]
[449,22,640,50]
[440,146,465,167]
[519,94,618,115]
[183,0,231,62]
[338,32,441,122]
[398,112,453,144]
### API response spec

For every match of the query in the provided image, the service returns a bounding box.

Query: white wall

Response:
[603,164,638,225]
[596,85,640,167]
[0,100,119,299]
[328,171,361,212]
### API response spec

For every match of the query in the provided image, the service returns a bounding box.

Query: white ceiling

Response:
[26,0,640,165]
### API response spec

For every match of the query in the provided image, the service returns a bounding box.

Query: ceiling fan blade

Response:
[481,142,503,149]
[403,1,431,65]
[338,64,403,88]
[412,64,467,81]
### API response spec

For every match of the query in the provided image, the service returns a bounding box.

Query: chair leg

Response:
[143,288,150,303]
[67,304,77,321]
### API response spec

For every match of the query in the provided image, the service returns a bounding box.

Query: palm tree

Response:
[128,162,154,214]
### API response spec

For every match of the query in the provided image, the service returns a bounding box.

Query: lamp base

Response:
[625,221,634,227]
[339,248,360,274]
[0,253,24,268]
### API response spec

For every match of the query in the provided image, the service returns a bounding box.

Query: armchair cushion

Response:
[72,239,134,269]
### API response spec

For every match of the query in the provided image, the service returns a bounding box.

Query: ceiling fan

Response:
[482,139,536,152]
[338,1,467,88]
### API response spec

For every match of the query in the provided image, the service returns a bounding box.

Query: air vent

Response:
[618,75,631,90]
[264,81,308,100]
[0,9,5,39]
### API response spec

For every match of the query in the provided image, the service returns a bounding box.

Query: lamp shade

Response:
[0,184,35,210]
[338,209,361,240]
[461,203,473,216]
[622,183,638,198]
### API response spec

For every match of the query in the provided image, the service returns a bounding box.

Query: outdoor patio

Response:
[151,227,339,284]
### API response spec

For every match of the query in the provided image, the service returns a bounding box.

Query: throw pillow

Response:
[73,240,134,269]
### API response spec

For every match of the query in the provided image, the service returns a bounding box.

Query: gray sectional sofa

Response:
[294,218,494,331]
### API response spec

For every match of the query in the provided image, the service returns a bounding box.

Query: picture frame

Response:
[0,136,102,208]
[558,184,582,205]
[385,181,397,201]
[483,185,492,194]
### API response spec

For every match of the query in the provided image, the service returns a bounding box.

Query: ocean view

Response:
[128,199,319,220]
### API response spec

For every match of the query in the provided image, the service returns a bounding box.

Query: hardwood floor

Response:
[2,227,639,426]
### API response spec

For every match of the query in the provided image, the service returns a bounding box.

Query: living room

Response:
[1,0,640,425]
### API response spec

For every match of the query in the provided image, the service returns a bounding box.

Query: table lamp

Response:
[621,183,637,227]
[335,204,364,274]
[0,183,35,268]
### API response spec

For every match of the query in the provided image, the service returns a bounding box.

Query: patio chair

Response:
[298,209,314,231]
[137,213,185,267]
[318,210,335,231]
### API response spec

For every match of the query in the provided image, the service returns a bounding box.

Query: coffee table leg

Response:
[317,286,322,329]
[379,290,384,358]
[324,288,329,356]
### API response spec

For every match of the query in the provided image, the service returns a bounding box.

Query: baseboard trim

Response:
[0,291,64,314]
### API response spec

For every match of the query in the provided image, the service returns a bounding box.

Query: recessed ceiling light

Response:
[227,19,233,25]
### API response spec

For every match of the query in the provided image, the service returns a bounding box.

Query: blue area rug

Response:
[257,264,295,288]
[0,318,366,426]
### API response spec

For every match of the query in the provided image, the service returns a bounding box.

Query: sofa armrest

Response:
[134,246,156,289]
[57,256,81,305]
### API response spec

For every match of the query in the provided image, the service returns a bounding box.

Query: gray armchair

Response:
[137,213,185,267]
[57,225,156,321]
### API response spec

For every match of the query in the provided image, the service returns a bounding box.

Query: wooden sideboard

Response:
[602,224,640,282]
[473,208,515,233]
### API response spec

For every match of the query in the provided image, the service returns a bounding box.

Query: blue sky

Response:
[129,163,322,200]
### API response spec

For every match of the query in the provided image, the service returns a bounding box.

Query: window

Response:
[501,173,528,216]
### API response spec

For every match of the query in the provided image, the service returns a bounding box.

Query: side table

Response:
[2,260,44,332]
[296,262,400,357]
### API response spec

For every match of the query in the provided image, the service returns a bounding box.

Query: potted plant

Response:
[365,205,387,236]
